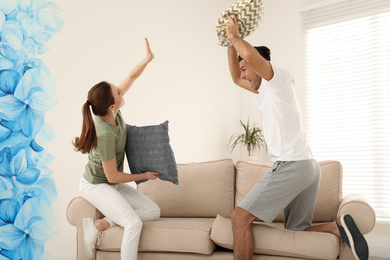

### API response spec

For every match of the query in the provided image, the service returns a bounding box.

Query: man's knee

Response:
[231,207,256,227]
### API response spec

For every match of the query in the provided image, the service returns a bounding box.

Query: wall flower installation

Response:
[0,0,63,259]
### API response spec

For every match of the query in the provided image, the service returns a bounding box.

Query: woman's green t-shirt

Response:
[83,110,126,184]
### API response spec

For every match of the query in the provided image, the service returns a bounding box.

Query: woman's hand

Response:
[145,38,155,62]
[118,38,155,95]
[221,14,240,41]
[144,171,159,180]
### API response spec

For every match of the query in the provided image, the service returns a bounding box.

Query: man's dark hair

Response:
[238,46,271,62]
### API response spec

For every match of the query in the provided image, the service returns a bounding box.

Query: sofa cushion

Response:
[138,159,235,218]
[235,160,342,222]
[210,215,339,260]
[97,218,216,255]
[314,161,343,222]
[125,121,178,185]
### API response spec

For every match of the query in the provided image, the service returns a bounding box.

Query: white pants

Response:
[79,178,160,260]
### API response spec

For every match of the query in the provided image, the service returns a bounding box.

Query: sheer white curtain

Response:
[302,0,390,219]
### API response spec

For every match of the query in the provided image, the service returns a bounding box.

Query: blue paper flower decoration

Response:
[0,0,62,258]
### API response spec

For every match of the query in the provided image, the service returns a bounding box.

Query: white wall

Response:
[41,0,389,258]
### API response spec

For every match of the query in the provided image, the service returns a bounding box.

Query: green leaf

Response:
[229,118,267,156]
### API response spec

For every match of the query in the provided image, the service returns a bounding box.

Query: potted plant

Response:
[229,119,266,158]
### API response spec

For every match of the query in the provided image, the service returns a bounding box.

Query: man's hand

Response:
[221,14,240,41]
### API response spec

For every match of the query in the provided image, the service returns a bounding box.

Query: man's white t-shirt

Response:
[256,62,313,163]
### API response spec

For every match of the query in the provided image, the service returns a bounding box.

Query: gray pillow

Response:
[125,121,178,185]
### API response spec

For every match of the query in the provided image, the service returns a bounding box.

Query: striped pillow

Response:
[216,0,264,47]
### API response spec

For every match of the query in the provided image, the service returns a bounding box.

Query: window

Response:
[302,0,390,219]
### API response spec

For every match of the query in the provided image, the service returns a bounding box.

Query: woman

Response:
[73,38,160,260]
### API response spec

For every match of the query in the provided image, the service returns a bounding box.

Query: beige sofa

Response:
[67,159,376,260]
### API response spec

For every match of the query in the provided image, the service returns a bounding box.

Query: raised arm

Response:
[118,38,155,95]
[222,15,273,82]
[227,45,258,94]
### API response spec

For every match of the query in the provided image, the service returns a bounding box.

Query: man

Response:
[221,14,368,260]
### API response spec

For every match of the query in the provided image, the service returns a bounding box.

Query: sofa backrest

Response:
[138,158,235,218]
[235,160,343,222]
[139,159,342,222]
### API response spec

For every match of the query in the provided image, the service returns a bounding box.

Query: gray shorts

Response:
[238,159,321,231]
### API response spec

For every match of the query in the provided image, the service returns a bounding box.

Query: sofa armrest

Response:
[67,197,104,227]
[67,197,104,260]
[337,194,376,234]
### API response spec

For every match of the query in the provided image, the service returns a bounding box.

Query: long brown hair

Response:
[73,81,115,154]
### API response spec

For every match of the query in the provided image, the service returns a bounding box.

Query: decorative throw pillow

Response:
[125,121,178,185]
[216,0,264,47]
